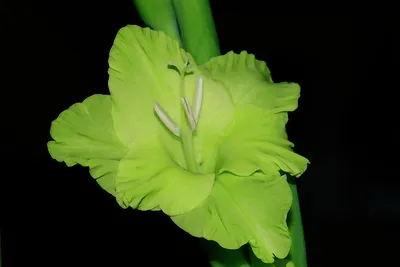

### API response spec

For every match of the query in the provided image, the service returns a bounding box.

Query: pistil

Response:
[154,57,204,173]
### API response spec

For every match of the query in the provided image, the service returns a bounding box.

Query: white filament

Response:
[181,97,197,131]
[154,102,181,137]
[193,76,203,124]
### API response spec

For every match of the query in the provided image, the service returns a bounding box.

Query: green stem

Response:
[288,182,307,267]
[171,0,220,64]
[133,0,182,44]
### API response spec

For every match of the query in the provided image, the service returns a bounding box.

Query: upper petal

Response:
[200,51,300,113]
[47,94,128,195]
[108,25,188,147]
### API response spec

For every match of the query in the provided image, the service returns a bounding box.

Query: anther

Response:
[154,102,181,137]
[193,76,203,123]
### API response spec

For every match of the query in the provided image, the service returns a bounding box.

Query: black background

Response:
[2,1,398,266]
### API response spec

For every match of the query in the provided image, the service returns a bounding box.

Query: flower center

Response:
[154,57,203,173]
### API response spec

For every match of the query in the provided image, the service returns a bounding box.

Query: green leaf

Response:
[47,94,128,195]
[216,105,309,178]
[200,51,301,113]
[171,173,293,264]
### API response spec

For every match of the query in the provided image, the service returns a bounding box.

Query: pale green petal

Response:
[115,140,215,216]
[47,94,128,195]
[216,105,309,177]
[108,25,187,148]
[200,51,300,113]
[172,173,293,264]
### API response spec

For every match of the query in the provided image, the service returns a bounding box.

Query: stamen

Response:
[193,76,203,124]
[181,97,197,131]
[154,102,181,137]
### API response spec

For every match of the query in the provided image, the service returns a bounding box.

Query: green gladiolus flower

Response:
[48,25,309,263]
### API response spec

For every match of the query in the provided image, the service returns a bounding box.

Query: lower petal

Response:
[171,172,293,263]
[115,140,215,216]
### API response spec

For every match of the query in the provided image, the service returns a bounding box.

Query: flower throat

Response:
[154,57,203,173]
